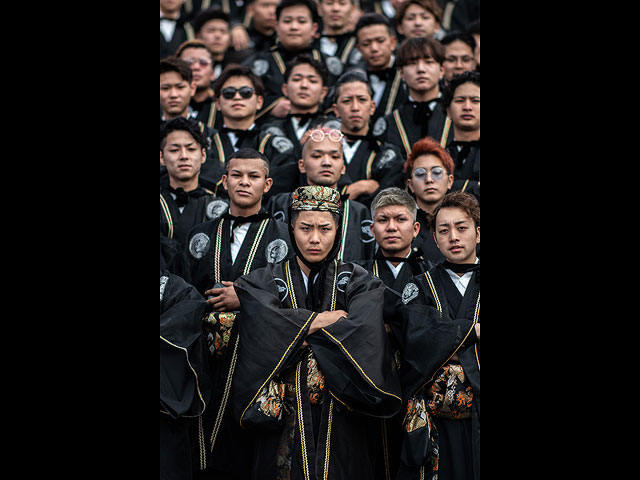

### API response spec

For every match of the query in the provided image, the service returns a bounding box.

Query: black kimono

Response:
[346,61,408,124]
[446,138,480,205]
[246,43,344,119]
[396,263,480,480]
[375,99,449,161]
[266,191,376,262]
[160,185,229,248]
[160,15,195,59]
[160,270,212,480]
[232,258,402,479]
[317,32,361,70]
[412,208,445,267]
[177,210,294,478]
[339,135,406,207]
[199,126,301,199]
[356,250,432,480]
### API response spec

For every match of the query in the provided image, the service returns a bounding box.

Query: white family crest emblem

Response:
[402,282,419,304]
[336,271,352,292]
[206,199,228,220]
[189,233,210,259]
[266,239,288,264]
[360,219,374,243]
[160,275,169,301]
[274,277,289,302]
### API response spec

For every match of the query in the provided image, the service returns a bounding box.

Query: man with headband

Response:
[266,125,376,262]
[232,185,402,479]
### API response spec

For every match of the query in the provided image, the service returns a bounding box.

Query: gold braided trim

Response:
[214,133,226,165]
[424,271,442,314]
[461,179,470,192]
[340,37,356,64]
[272,50,286,74]
[160,336,206,415]
[258,133,272,154]
[393,109,411,157]
[296,361,311,480]
[239,310,316,427]
[185,22,195,41]
[365,148,377,180]
[285,260,298,309]
[319,329,402,402]
[372,260,379,277]
[207,103,217,128]
[322,398,335,480]
[337,202,349,261]
[214,218,225,283]
[440,116,451,147]
[209,335,240,452]
[385,72,401,115]
[198,416,206,470]
[160,195,174,239]
[243,219,270,275]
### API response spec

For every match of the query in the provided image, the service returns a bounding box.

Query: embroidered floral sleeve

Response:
[202,311,237,358]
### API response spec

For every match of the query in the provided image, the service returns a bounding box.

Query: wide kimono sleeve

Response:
[232,266,319,429]
[306,265,403,418]
[396,276,478,401]
[160,272,212,419]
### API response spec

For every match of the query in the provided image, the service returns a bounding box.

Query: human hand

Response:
[204,281,240,312]
[345,179,379,199]
[308,309,347,335]
[230,25,250,51]
[270,99,291,118]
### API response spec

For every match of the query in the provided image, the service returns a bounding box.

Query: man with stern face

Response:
[177,148,293,480]
[232,185,402,479]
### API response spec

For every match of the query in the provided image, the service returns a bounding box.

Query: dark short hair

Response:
[284,54,328,86]
[440,70,480,109]
[440,31,476,51]
[160,117,208,151]
[212,64,265,97]
[191,7,230,33]
[429,190,480,230]
[276,0,319,23]
[226,147,270,175]
[333,69,373,99]
[397,36,445,67]
[160,56,193,83]
[175,39,214,62]
[354,13,395,38]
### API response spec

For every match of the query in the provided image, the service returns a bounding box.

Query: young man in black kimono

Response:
[375,36,449,160]
[160,269,212,480]
[244,0,345,121]
[177,147,294,480]
[232,185,402,479]
[351,13,407,124]
[396,190,480,480]
[356,186,431,479]
[160,117,229,270]
[201,64,300,198]
[331,70,406,207]
[266,125,376,262]
[441,71,480,204]
[259,54,330,160]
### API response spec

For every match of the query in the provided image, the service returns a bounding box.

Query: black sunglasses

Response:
[220,86,256,99]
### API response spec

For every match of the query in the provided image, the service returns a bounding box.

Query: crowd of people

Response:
[160,0,480,479]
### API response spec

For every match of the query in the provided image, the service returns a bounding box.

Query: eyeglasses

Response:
[182,57,212,67]
[412,166,446,182]
[308,128,344,142]
[220,86,256,99]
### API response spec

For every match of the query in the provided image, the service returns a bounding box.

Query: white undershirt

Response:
[160,13,178,42]
[444,257,479,296]
[229,221,250,264]
[341,138,361,165]
[291,117,310,141]
[385,251,411,278]
[300,269,319,293]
